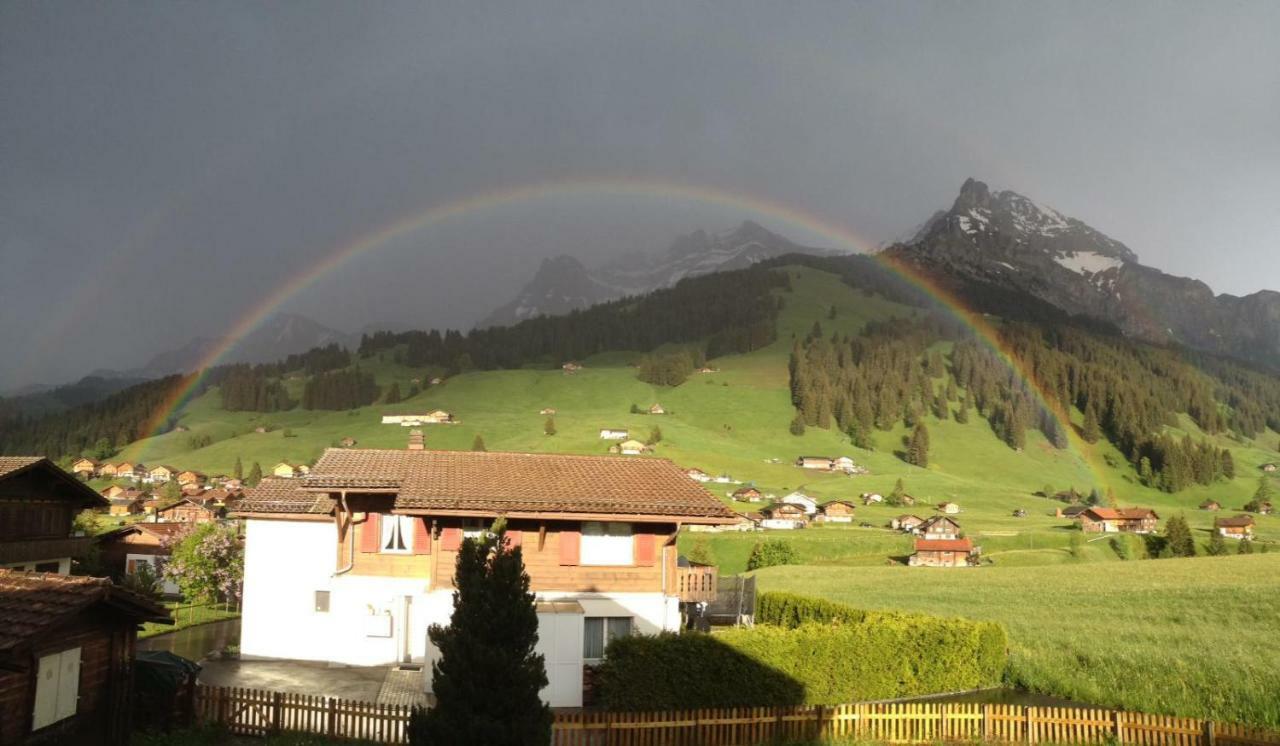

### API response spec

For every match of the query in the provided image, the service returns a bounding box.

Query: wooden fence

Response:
[192,685,1280,746]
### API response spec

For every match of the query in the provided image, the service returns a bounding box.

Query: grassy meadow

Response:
[753,555,1280,728]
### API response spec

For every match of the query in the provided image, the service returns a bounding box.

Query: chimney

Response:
[407,429,425,451]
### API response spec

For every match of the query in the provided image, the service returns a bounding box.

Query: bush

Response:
[746,539,797,570]
[597,602,1007,709]
[757,591,869,627]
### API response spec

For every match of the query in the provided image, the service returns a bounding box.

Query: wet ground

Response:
[139,618,241,661]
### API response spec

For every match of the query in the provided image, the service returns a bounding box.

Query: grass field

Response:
[754,554,1280,728]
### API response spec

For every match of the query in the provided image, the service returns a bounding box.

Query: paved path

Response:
[376,667,429,707]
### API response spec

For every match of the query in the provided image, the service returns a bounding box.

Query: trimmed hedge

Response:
[597,594,1007,710]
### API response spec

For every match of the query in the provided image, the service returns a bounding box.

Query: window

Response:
[315,590,330,613]
[583,617,632,660]
[380,514,415,554]
[35,562,61,573]
[580,522,633,566]
[461,519,488,540]
[32,647,80,730]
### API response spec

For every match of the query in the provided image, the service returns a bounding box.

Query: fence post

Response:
[1026,706,1035,745]
[271,691,283,735]
[981,704,990,742]
[1203,720,1216,746]
[939,704,948,740]
[327,697,337,738]
[1114,710,1124,744]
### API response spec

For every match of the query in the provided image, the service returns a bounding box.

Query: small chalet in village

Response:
[98,522,188,596]
[1215,515,1256,540]
[684,468,710,482]
[106,497,143,517]
[177,470,206,486]
[731,487,763,503]
[70,458,99,479]
[795,456,834,471]
[779,491,818,515]
[539,408,557,416]
[891,514,924,532]
[908,538,978,567]
[648,404,665,415]
[115,462,144,482]
[1,457,106,574]
[936,501,961,515]
[917,515,962,540]
[97,463,118,479]
[609,439,651,456]
[1078,507,1159,534]
[816,500,856,523]
[1056,505,1090,519]
[1199,499,1222,511]
[233,446,738,708]
[154,496,224,524]
[0,570,170,744]
[272,462,303,478]
[760,502,808,529]
[147,465,178,484]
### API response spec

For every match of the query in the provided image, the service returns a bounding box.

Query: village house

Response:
[561,361,582,374]
[539,408,557,416]
[816,500,856,523]
[1078,507,1160,534]
[891,514,924,532]
[422,410,454,425]
[795,456,834,471]
[233,447,737,708]
[97,463,118,479]
[340,437,358,448]
[917,515,962,540]
[147,465,178,484]
[647,404,665,415]
[1246,500,1274,515]
[598,428,629,441]
[759,502,808,530]
[731,487,763,503]
[155,496,224,524]
[106,497,143,518]
[610,439,651,456]
[1056,505,1090,520]
[1199,499,1222,511]
[684,468,710,483]
[177,470,206,486]
[69,458,99,479]
[908,538,978,567]
[273,462,302,478]
[114,462,145,482]
[862,493,883,505]
[779,491,819,516]
[936,501,961,515]
[98,522,189,596]
[1215,515,1256,540]
[0,570,170,745]
[100,485,126,500]
[0,457,106,574]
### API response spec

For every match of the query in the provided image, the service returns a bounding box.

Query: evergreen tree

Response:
[543,417,556,436]
[955,396,970,424]
[1221,449,1236,480]
[1081,404,1102,444]
[648,426,663,445]
[906,423,930,468]
[1238,538,1254,555]
[1206,531,1227,556]
[247,462,263,487]
[1254,476,1274,504]
[385,382,402,405]
[472,435,487,452]
[410,521,551,746]
[887,478,907,507]
[233,456,243,481]
[789,414,805,436]
[1163,514,1196,558]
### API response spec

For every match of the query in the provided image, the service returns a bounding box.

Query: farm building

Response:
[908,538,978,567]
[816,500,856,523]
[539,408,557,416]
[1056,505,1090,519]
[1215,515,1256,540]
[1078,507,1159,534]
[599,428,629,440]
[795,456,834,471]
[731,487,762,503]
[917,516,962,540]
[779,491,818,515]
[610,439,651,456]
[760,503,808,530]
[340,437,358,448]
[684,468,710,482]
[648,404,666,415]
[1199,500,1222,511]
[891,514,924,532]
[69,459,99,479]
[936,502,961,515]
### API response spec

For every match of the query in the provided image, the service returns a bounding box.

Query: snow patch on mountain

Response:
[1055,251,1124,276]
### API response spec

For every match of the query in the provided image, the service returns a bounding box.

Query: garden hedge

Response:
[596,593,1007,710]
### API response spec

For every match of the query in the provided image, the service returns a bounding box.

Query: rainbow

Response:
[135,176,1108,489]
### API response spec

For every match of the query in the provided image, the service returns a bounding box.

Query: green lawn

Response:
[139,601,241,639]
[754,554,1280,728]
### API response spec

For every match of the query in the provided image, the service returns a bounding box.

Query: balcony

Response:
[0,535,95,566]
[675,562,718,603]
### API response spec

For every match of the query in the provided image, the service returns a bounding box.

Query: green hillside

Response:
[112,265,1279,550]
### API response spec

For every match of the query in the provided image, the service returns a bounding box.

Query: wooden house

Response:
[891,514,924,532]
[176,470,206,486]
[97,522,189,596]
[1199,499,1222,511]
[423,410,454,424]
[69,459,99,479]
[114,462,144,482]
[0,457,106,574]
[155,497,223,525]
[272,462,301,479]
[612,439,651,456]
[684,468,710,483]
[147,465,177,484]
[539,408,557,416]
[1056,505,1090,519]
[99,485,125,500]
[106,498,143,518]
[1215,515,1256,540]
[917,515,962,540]
[232,448,738,708]
[937,501,961,515]
[779,491,818,515]
[760,503,808,530]
[96,463,118,479]
[832,456,856,472]
[339,437,358,448]
[1078,507,1159,534]
[795,456,834,471]
[817,500,856,523]
[731,487,763,503]
[908,538,977,568]
[0,570,170,745]
[647,404,666,415]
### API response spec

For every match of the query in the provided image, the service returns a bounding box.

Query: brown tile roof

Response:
[914,538,974,552]
[0,456,44,479]
[1215,515,1256,528]
[0,570,170,653]
[1084,507,1158,521]
[234,477,336,515]
[294,448,737,522]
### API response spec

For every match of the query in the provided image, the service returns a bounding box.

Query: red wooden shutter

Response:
[506,530,523,549]
[359,513,381,553]
[559,529,580,566]
[441,527,462,552]
[413,518,432,555]
[634,533,657,566]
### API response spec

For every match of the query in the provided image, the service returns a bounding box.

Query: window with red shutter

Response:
[413,517,432,555]
[359,513,381,553]
[559,529,580,566]
[506,530,522,550]
[441,527,462,551]
[633,533,657,566]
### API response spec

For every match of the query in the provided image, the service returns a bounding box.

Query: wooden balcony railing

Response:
[0,535,94,565]
[675,563,718,603]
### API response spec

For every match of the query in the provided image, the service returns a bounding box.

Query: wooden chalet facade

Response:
[147,465,177,484]
[69,459,99,479]
[760,502,808,529]
[1199,500,1222,512]
[795,456,834,471]
[154,496,223,524]
[98,523,188,596]
[0,458,106,574]
[1215,515,1255,540]
[816,500,856,523]
[891,514,924,532]
[233,448,738,708]
[106,498,142,518]
[908,538,977,568]
[0,570,170,745]
[917,515,962,540]
[176,470,206,486]
[1078,507,1159,534]
[731,487,762,502]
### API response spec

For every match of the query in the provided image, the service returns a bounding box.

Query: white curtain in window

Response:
[380,515,415,553]
[580,521,633,566]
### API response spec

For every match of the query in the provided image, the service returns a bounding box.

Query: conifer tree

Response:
[906,423,930,468]
[385,382,402,405]
[410,521,551,746]
[1221,449,1236,480]
[233,456,243,481]
[1163,514,1196,558]
[1254,476,1274,503]
[1081,404,1101,444]
[247,462,262,486]
[955,396,970,424]
[648,426,663,445]
[543,417,556,436]
[789,414,805,436]
[1238,538,1254,555]
[1206,531,1227,556]
[472,435,487,452]
[888,478,907,507]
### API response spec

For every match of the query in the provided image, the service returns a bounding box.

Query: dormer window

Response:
[380,514,415,554]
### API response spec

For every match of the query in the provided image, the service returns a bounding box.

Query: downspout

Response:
[334,491,355,576]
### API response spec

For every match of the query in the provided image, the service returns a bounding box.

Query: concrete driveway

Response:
[198,659,393,702]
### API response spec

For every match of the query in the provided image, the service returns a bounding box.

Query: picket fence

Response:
[192,685,1280,746]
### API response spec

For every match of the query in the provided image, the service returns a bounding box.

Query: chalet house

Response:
[779,492,818,515]
[816,500,856,523]
[795,456,834,471]
[273,462,302,479]
[340,438,358,448]
[176,470,206,486]
[0,570,170,745]
[891,514,924,532]
[233,448,737,708]
[1199,500,1222,511]
[100,485,126,500]
[1262,463,1278,473]
[114,462,144,482]
[98,523,188,596]
[684,468,710,483]
[70,459,99,479]
[760,503,808,530]
[0,458,106,574]
[599,429,629,441]
[832,456,856,472]
[648,404,665,415]
[155,497,223,524]
[917,516,962,540]
[1078,507,1159,534]
[147,465,177,484]
[937,502,961,515]
[610,440,651,456]
[423,410,455,425]
[862,493,883,505]
[1056,505,1090,519]
[1247,501,1274,515]
[561,361,582,374]
[731,487,763,503]
[97,463,118,479]
[908,538,977,568]
[898,494,917,507]
[539,408,557,416]
[381,414,441,427]
[106,497,143,518]
[1215,515,1256,540]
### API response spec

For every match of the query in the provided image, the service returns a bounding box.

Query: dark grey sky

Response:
[3,1,1279,390]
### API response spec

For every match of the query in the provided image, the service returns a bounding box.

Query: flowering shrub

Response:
[163,523,243,604]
